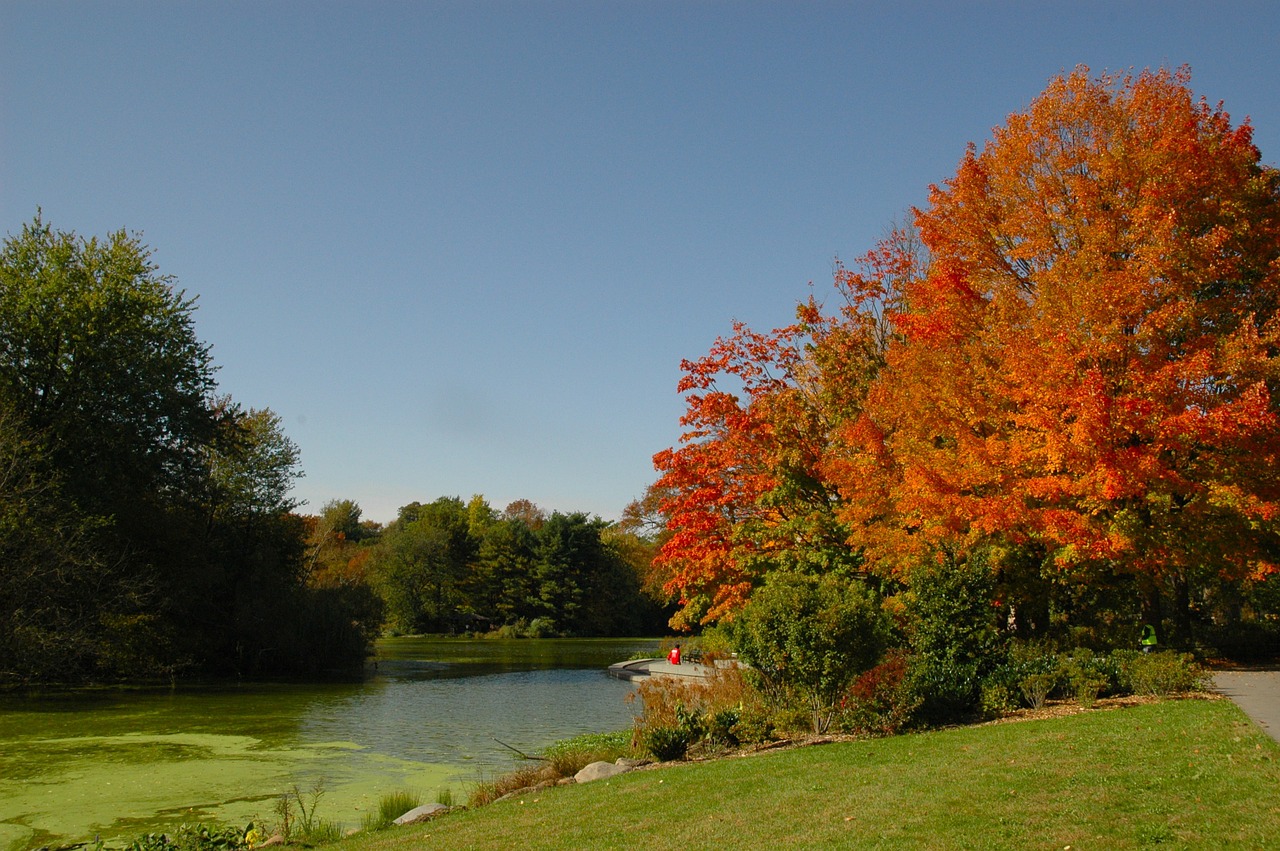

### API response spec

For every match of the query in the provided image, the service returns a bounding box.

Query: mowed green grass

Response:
[340,698,1279,850]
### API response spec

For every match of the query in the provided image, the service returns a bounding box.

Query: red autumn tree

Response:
[875,67,1280,636]
[650,321,806,627]
[649,233,913,628]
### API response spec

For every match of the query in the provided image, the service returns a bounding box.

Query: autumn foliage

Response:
[650,67,1280,640]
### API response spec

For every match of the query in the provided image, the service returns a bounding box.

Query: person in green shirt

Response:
[1140,624,1158,653]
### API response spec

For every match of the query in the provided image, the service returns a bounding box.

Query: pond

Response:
[0,637,658,849]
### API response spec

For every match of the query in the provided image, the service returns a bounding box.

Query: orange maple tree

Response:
[650,321,805,626]
[651,66,1280,635]
[878,67,1280,627]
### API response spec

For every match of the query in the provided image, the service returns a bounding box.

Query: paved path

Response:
[1212,669,1280,743]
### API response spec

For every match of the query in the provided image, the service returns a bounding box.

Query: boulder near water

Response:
[393,803,450,825]
[574,760,633,783]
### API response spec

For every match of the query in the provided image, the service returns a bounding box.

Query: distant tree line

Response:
[305,496,670,639]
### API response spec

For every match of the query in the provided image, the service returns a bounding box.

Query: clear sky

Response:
[3,2,1278,524]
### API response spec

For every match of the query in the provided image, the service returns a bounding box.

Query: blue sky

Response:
[3,2,1279,524]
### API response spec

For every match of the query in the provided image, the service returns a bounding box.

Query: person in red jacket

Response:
[667,644,681,665]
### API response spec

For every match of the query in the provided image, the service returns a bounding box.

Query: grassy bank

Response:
[338,697,1279,850]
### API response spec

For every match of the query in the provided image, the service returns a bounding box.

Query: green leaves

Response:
[0,214,345,680]
[0,215,216,496]
[732,572,890,732]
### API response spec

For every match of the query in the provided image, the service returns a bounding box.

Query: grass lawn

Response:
[338,697,1279,850]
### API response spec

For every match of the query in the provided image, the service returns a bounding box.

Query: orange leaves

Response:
[650,66,1280,626]
[652,288,896,626]
[882,65,1280,581]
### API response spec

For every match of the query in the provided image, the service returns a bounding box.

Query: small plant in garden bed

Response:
[641,703,706,761]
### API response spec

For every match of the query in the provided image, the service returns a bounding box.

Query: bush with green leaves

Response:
[642,725,695,761]
[1115,649,1209,696]
[904,547,1006,724]
[1061,648,1112,707]
[641,704,704,761]
[1007,641,1063,709]
[703,706,742,748]
[731,572,890,733]
[982,643,1133,714]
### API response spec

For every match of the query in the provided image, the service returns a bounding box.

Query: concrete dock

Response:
[607,657,715,681]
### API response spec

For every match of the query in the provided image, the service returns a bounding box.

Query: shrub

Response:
[526,617,558,638]
[1062,648,1111,708]
[641,703,706,761]
[687,624,738,664]
[979,680,1020,717]
[631,663,766,756]
[703,706,742,747]
[982,643,1124,713]
[728,704,776,744]
[904,547,1006,724]
[1009,641,1063,709]
[1019,671,1058,709]
[631,663,752,735]
[641,724,696,761]
[1116,650,1209,696]
[979,642,1059,715]
[837,649,920,736]
[731,572,890,733]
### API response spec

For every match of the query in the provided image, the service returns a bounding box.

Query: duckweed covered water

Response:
[0,637,654,849]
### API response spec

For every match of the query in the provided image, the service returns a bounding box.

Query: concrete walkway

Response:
[1212,668,1280,743]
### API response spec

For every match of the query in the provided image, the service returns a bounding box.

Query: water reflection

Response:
[304,668,640,766]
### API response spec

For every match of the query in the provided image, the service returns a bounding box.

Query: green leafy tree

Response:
[305,499,372,581]
[0,214,218,515]
[195,401,314,674]
[0,215,222,676]
[471,517,540,625]
[206,400,303,520]
[0,400,148,681]
[466,494,497,538]
[0,215,374,680]
[533,512,596,634]
[601,520,674,632]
